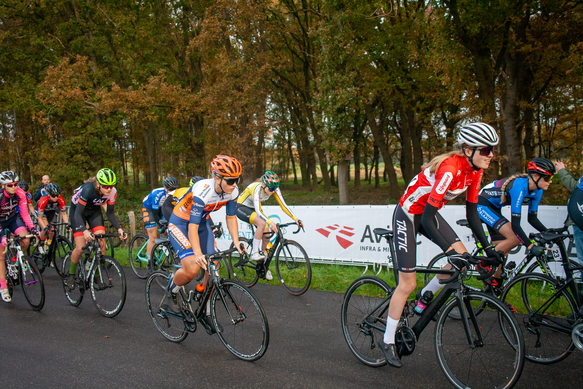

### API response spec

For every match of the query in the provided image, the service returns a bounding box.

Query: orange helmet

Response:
[211,155,242,178]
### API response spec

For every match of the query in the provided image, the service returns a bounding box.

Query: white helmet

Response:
[457,122,499,148]
[0,171,19,185]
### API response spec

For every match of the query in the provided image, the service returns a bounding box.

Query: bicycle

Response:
[3,232,45,310]
[500,228,583,364]
[341,227,525,389]
[145,246,269,361]
[30,222,73,276]
[227,222,311,296]
[61,233,127,318]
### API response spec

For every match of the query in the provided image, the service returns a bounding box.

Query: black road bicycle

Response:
[146,246,269,361]
[30,222,73,276]
[62,233,127,318]
[341,228,525,389]
[3,233,45,310]
[227,222,311,296]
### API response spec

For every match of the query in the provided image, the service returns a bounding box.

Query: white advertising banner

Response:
[213,205,572,268]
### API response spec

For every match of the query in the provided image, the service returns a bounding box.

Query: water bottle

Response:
[414,291,434,315]
[264,241,274,256]
[45,237,52,250]
[194,283,205,301]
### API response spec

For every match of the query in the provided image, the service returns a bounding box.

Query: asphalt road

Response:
[0,270,581,388]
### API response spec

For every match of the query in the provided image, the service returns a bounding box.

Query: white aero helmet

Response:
[0,171,19,185]
[457,122,499,148]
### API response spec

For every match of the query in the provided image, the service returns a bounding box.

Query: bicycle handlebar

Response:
[438,254,499,284]
[81,233,125,251]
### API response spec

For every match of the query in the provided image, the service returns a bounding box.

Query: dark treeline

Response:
[1,1,582,202]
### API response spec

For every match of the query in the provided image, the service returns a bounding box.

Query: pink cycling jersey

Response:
[0,187,34,229]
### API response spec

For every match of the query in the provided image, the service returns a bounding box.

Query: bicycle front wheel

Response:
[145,271,188,342]
[435,291,524,389]
[275,240,311,296]
[61,252,84,306]
[341,276,393,367]
[129,233,149,279]
[227,237,259,288]
[211,280,269,361]
[501,272,577,364]
[20,256,45,310]
[90,256,126,318]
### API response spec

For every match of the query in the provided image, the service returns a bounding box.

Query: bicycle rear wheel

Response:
[146,271,188,342]
[90,256,126,318]
[30,247,48,274]
[227,237,259,287]
[129,233,149,279]
[341,276,393,367]
[501,272,577,364]
[20,255,45,310]
[435,291,524,389]
[53,236,73,277]
[61,253,84,306]
[211,280,269,361]
[275,240,311,296]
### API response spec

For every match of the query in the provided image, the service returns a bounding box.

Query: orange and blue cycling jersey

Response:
[168,178,239,260]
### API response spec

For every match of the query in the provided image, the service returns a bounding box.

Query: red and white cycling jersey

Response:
[37,195,66,215]
[400,154,482,216]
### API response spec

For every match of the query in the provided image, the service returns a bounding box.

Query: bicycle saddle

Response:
[456,219,470,228]
[373,228,393,237]
[154,238,169,244]
[538,232,569,244]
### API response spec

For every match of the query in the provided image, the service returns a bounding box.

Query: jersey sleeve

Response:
[509,180,527,215]
[107,187,117,205]
[189,196,205,225]
[252,185,269,222]
[26,192,33,205]
[465,170,483,203]
[225,199,237,216]
[273,188,296,219]
[527,189,543,213]
[58,195,66,211]
[426,164,457,209]
[16,189,34,230]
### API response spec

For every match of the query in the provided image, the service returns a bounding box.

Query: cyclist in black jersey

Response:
[66,169,127,289]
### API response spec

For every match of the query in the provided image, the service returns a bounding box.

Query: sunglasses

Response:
[101,185,114,189]
[475,145,495,156]
[223,177,240,186]
[5,183,18,188]
[266,187,276,192]
[542,175,553,182]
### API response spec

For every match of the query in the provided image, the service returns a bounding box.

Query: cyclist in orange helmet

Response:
[164,155,246,329]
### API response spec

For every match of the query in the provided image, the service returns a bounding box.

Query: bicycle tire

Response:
[30,246,48,274]
[500,272,577,364]
[526,256,582,284]
[20,255,45,310]
[435,291,525,389]
[145,271,188,342]
[211,279,269,361]
[90,255,126,318]
[53,236,73,277]
[227,237,258,287]
[341,276,393,367]
[61,252,84,306]
[275,240,311,295]
[149,241,178,274]
[129,233,150,279]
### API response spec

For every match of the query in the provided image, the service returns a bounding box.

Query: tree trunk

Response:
[143,121,158,190]
[364,103,400,199]
[338,159,349,204]
[374,144,380,189]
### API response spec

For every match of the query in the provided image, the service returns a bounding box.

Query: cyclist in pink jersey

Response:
[378,123,502,368]
[0,171,38,302]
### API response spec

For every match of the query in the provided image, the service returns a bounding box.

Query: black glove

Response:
[30,227,39,236]
[484,246,504,265]
[448,252,471,271]
[529,245,545,257]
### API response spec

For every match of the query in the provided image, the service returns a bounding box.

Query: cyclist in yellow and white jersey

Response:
[237,171,303,280]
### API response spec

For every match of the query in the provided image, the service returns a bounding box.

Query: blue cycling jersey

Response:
[480,177,543,215]
[142,187,168,210]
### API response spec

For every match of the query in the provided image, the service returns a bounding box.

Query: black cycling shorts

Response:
[392,205,460,273]
[69,203,104,238]
[236,204,255,224]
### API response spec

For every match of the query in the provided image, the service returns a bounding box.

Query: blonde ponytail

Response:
[421,150,465,175]
[500,174,528,203]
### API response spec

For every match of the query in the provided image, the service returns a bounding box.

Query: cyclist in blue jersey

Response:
[478,158,555,287]
[142,177,179,260]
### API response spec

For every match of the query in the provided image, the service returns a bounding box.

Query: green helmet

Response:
[261,171,280,189]
[96,168,117,186]
[189,176,205,186]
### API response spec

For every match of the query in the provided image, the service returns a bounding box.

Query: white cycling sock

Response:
[422,275,444,296]
[384,316,400,345]
[252,238,262,253]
